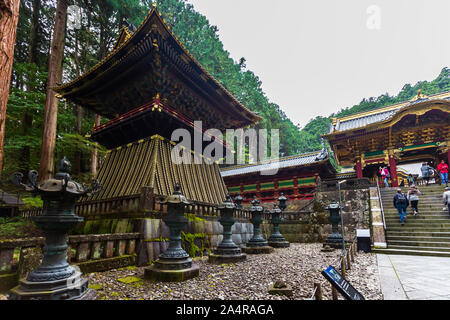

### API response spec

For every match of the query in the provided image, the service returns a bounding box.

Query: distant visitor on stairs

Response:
[393,188,408,226]
[407,184,421,216]
[438,160,449,186]
[443,187,450,214]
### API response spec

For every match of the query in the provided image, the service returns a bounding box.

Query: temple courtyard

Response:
[30,244,383,300]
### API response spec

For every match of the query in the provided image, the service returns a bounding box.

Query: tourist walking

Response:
[407,184,421,216]
[443,187,450,214]
[421,162,432,186]
[379,166,390,188]
[393,188,409,225]
[437,160,449,186]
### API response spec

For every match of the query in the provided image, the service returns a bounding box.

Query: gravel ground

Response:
[86,243,383,300]
[0,243,383,300]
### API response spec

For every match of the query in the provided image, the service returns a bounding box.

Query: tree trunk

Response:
[27,0,40,64]
[0,0,20,177]
[38,0,67,181]
[20,0,40,174]
[90,114,101,177]
[73,29,83,175]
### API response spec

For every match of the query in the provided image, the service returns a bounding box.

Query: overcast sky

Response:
[186,0,450,128]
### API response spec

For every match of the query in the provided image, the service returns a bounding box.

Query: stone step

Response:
[381,196,446,201]
[385,218,450,223]
[381,201,446,205]
[384,207,448,211]
[381,186,447,191]
[385,245,450,253]
[386,231,450,237]
[386,223,450,228]
[372,248,450,258]
[386,235,450,242]
[384,215,450,219]
[387,240,450,248]
[381,192,446,196]
[387,227,450,232]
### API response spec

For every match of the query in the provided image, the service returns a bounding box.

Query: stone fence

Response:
[0,233,140,292]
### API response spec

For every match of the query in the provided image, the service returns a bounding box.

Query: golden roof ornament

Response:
[410,89,428,102]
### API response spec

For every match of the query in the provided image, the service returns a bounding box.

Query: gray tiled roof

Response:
[330,91,450,133]
[220,150,327,178]
[334,108,401,132]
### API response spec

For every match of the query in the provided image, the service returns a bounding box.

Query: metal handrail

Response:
[375,176,386,230]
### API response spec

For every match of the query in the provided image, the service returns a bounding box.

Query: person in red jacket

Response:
[437,160,448,186]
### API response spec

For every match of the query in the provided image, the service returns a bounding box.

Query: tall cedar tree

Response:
[0,0,20,177]
[38,0,67,181]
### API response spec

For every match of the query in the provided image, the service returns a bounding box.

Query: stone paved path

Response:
[377,254,450,300]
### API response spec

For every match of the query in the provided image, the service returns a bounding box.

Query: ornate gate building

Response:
[324,91,450,187]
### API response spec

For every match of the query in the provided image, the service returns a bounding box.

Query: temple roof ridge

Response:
[332,89,450,123]
[327,90,450,134]
[220,149,326,172]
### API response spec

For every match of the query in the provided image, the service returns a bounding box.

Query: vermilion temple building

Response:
[324,91,450,187]
[53,6,261,211]
[220,149,336,203]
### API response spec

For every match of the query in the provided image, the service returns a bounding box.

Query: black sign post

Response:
[321,266,365,300]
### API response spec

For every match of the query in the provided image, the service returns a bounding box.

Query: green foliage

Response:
[180,231,207,257]
[21,196,43,209]
[0,216,41,238]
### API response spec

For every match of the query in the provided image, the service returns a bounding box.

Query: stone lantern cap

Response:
[250,197,263,212]
[10,156,100,196]
[233,193,243,201]
[218,194,236,210]
[270,204,282,214]
[162,183,190,205]
[38,178,87,195]
[325,201,342,211]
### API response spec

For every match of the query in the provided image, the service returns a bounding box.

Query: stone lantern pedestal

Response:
[144,184,199,282]
[268,205,290,248]
[324,201,346,249]
[8,158,99,300]
[242,197,274,254]
[209,194,246,264]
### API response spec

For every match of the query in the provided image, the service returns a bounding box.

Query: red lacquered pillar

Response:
[389,155,398,187]
[356,159,363,179]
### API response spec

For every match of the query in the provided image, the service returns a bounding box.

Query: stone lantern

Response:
[208,194,246,264]
[144,183,199,282]
[233,193,244,209]
[324,200,345,249]
[268,204,290,248]
[277,193,287,212]
[8,157,100,300]
[242,196,274,254]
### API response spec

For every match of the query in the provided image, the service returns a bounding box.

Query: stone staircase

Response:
[375,184,450,257]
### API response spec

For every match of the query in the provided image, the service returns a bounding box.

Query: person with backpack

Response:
[437,160,449,186]
[407,184,421,216]
[379,166,390,188]
[393,188,409,225]
[421,162,432,186]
